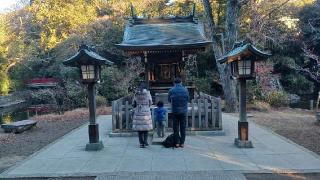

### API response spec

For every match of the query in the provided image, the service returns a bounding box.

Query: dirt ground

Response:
[245,173,320,180]
[239,108,320,180]
[0,107,111,174]
[245,108,320,155]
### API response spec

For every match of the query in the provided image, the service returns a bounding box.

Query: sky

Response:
[0,0,22,14]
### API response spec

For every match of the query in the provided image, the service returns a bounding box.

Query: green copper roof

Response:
[116,17,212,50]
[218,43,272,63]
[63,44,114,67]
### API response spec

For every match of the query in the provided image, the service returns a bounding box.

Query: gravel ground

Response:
[245,108,320,155]
[0,107,111,174]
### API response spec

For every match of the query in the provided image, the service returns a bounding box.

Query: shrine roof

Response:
[116,16,212,51]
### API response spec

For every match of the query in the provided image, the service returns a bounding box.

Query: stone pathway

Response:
[2,114,320,180]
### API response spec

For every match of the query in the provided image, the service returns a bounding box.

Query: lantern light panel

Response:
[238,60,251,76]
[81,65,95,80]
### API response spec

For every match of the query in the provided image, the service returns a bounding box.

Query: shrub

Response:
[0,70,10,95]
[96,95,107,107]
[30,89,57,105]
[247,81,263,103]
[265,91,289,108]
[98,66,131,102]
[247,100,271,112]
[64,81,87,108]
[194,77,211,95]
[281,73,314,94]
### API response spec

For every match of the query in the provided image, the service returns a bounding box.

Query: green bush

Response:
[247,81,263,103]
[64,81,87,108]
[96,95,107,107]
[281,73,314,94]
[265,91,289,108]
[0,70,10,95]
[194,77,211,95]
[98,66,130,103]
[30,89,57,105]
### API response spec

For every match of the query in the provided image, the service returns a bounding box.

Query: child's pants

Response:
[157,121,165,137]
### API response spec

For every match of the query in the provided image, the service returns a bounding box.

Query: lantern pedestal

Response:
[85,124,104,151]
[234,79,253,148]
[85,83,104,151]
[234,121,253,148]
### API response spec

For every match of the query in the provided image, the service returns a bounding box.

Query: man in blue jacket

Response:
[168,78,189,148]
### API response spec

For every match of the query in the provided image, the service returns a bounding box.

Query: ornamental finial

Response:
[79,43,89,51]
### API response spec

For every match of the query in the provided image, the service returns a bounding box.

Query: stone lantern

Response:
[219,42,271,148]
[63,44,113,151]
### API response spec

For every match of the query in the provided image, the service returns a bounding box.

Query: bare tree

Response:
[298,45,320,83]
[202,0,244,112]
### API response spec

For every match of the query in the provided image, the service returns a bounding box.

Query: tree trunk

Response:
[225,0,240,51]
[202,0,238,112]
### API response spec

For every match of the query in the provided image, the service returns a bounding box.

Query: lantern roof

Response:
[218,43,271,64]
[63,44,114,67]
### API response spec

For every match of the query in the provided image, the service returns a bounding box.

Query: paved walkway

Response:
[2,114,320,179]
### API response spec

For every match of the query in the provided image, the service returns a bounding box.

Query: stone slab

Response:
[3,114,320,179]
[1,120,37,133]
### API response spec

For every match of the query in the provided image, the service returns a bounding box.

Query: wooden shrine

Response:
[116,7,212,96]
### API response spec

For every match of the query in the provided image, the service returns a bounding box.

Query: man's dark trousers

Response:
[173,113,186,145]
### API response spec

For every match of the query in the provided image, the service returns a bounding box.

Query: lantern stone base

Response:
[85,141,104,151]
[234,138,253,148]
[234,121,253,148]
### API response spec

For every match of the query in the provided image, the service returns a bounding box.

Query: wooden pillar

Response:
[86,83,103,151]
[144,51,149,86]
[239,78,247,122]
[181,50,186,82]
[234,78,253,148]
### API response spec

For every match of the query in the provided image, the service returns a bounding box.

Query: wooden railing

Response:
[111,95,134,133]
[111,92,222,133]
[190,92,222,130]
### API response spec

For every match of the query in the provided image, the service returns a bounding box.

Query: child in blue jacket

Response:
[155,101,167,138]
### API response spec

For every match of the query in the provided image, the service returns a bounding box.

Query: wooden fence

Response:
[111,92,222,133]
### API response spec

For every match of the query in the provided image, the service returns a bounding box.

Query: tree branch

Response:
[239,0,250,6]
[259,0,291,22]
[290,65,320,84]
[5,61,16,73]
